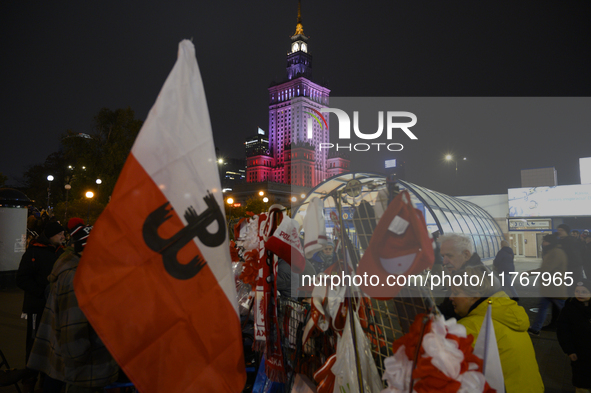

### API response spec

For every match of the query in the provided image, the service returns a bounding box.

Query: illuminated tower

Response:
[266,1,331,187]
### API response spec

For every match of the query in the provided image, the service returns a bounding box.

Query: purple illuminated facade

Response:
[246,2,349,187]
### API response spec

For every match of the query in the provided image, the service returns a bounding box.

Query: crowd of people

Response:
[8,206,591,393]
[439,230,591,393]
[13,211,119,393]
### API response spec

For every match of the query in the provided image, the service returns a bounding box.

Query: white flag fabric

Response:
[474,302,505,393]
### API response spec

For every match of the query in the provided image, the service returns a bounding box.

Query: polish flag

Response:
[74,40,245,393]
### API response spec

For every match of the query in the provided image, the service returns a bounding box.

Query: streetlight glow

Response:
[46,175,54,209]
[445,154,453,161]
[218,158,224,164]
[85,191,94,223]
[96,178,102,185]
[259,191,264,196]
[263,197,269,203]
[300,193,306,199]
[291,196,297,202]
[227,198,234,205]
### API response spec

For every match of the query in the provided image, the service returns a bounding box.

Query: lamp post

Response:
[226,197,234,221]
[46,175,54,210]
[64,184,71,223]
[445,154,467,176]
[263,197,269,203]
[96,178,102,201]
[85,191,94,223]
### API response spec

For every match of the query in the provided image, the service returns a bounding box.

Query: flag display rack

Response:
[247,175,439,392]
[329,178,434,379]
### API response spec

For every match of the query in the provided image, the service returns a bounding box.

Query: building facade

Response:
[245,3,348,188]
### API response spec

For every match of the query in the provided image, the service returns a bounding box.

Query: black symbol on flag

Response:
[143,191,226,280]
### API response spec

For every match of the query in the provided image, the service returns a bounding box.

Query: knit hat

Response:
[67,217,85,231]
[70,224,92,253]
[44,222,65,238]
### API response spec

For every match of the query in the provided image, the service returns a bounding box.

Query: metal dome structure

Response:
[293,172,504,260]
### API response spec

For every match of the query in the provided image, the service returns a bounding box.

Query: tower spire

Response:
[294,0,304,36]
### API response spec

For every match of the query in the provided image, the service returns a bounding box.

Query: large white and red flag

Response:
[74,40,245,393]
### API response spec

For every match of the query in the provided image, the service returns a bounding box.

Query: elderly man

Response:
[437,233,484,319]
[439,233,483,273]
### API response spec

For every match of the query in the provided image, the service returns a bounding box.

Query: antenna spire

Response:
[294,0,304,36]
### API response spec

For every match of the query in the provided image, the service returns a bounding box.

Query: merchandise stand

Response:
[242,174,437,393]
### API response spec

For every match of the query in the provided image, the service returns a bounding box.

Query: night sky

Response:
[2,1,590,196]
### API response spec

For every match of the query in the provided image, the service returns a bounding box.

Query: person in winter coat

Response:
[16,221,65,392]
[557,224,585,293]
[493,240,518,299]
[450,265,544,393]
[527,233,569,335]
[308,240,336,274]
[27,225,118,392]
[557,279,591,392]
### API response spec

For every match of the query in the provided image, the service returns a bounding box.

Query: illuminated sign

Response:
[508,219,552,231]
[508,184,591,217]
[385,159,397,169]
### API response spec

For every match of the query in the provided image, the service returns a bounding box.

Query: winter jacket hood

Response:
[463,291,529,333]
[458,291,544,393]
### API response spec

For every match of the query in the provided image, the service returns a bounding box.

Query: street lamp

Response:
[263,197,269,203]
[258,191,264,196]
[444,155,467,176]
[291,196,297,203]
[300,193,306,199]
[85,191,94,223]
[64,184,71,223]
[47,175,54,210]
[96,178,102,201]
[226,198,234,221]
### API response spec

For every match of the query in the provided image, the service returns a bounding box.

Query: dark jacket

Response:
[309,251,335,275]
[16,235,64,314]
[532,244,568,299]
[439,252,484,319]
[557,297,591,388]
[493,246,515,274]
[27,247,119,387]
[559,236,584,282]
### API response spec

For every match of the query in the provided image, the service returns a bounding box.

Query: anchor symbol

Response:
[142,191,226,280]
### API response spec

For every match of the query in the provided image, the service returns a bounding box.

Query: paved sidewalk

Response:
[0,257,576,392]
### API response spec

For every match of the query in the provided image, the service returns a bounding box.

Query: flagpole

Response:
[332,191,365,393]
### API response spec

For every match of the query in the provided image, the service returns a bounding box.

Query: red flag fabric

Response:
[356,190,434,299]
[74,40,245,393]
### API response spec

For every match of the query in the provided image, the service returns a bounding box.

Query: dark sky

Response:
[2,1,590,196]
